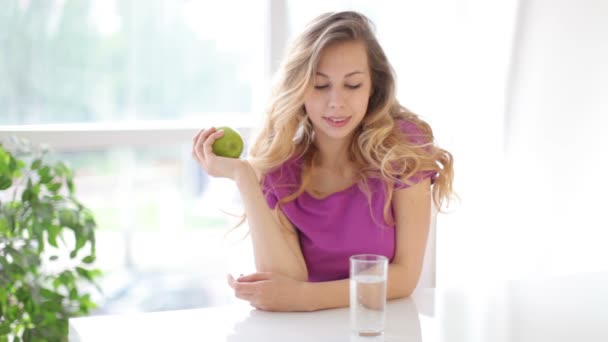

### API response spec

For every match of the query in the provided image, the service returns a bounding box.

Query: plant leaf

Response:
[40,288,63,301]
[46,182,62,192]
[47,225,61,248]
[75,234,86,251]
[21,187,31,202]
[75,267,90,280]
[0,216,9,234]
[59,209,76,228]
[0,323,11,336]
[0,176,11,190]
[0,146,8,173]
[8,154,17,173]
[38,166,54,184]
[31,159,42,170]
[81,255,95,264]
[69,287,79,300]
[67,178,75,193]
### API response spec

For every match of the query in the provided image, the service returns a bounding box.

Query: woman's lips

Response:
[323,116,351,128]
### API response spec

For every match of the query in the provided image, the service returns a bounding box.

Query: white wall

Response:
[439,0,608,286]
[502,0,608,277]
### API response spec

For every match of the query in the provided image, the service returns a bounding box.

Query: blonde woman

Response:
[192,11,454,312]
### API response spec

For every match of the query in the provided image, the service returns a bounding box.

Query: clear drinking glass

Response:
[350,254,389,337]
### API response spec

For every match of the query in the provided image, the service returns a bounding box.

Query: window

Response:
[1,0,264,313]
[1,0,263,124]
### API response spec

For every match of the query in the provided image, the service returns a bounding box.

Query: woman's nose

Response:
[328,88,346,108]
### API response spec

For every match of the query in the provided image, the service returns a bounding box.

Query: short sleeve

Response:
[261,174,279,209]
[260,157,301,209]
[395,120,438,190]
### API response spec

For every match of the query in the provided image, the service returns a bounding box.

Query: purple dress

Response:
[261,120,436,282]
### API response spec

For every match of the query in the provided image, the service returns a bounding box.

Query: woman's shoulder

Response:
[261,155,303,188]
[395,117,432,146]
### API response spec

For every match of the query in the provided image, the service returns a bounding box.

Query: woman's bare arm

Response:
[233,162,308,281]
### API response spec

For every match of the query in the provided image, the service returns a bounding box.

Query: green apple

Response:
[212,126,244,158]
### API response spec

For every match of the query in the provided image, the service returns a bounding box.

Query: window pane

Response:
[50,144,242,263]
[0,0,264,124]
[47,144,253,312]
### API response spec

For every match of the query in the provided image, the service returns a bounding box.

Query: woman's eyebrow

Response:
[315,71,365,78]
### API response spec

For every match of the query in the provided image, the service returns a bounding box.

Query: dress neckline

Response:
[303,181,359,200]
[289,155,361,201]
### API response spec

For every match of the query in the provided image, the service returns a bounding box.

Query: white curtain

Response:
[502,0,608,277]
[439,0,608,286]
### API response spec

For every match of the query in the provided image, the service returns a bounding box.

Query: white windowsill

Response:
[0,114,255,151]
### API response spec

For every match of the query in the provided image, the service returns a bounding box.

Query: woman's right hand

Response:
[192,127,248,181]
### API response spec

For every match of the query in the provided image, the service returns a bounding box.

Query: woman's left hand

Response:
[227,272,310,312]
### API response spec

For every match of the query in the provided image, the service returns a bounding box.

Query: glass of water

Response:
[350,254,389,337]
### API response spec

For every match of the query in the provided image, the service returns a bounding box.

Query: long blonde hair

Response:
[249,11,454,225]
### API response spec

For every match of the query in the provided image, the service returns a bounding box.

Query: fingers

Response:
[227,273,258,298]
[231,280,258,294]
[202,129,225,160]
[191,128,206,159]
[192,129,205,148]
[226,274,278,311]
[237,272,272,283]
[193,127,216,161]
[198,127,218,147]
[227,274,236,289]
[235,291,255,301]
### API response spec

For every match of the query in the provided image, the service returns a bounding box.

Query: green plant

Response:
[0,141,101,342]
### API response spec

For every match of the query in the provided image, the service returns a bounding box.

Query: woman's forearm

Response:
[302,264,415,311]
[233,161,307,280]
[302,278,349,311]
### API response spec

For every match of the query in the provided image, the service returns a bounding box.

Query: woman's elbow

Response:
[388,276,417,299]
[389,287,414,300]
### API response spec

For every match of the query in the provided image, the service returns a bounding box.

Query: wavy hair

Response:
[248,11,454,226]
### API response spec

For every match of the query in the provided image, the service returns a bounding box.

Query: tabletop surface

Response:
[69,271,608,342]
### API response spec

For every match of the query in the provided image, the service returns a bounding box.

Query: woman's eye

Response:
[346,84,362,89]
[314,84,329,90]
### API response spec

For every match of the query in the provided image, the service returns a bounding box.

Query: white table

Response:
[69,271,608,341]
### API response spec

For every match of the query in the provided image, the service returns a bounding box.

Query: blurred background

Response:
[1,0,607,315]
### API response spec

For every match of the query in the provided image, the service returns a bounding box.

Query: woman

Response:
[192,11,454,312]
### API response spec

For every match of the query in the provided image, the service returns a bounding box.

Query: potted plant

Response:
[0,139,101,342]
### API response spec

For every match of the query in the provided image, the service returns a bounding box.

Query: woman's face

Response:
[303,40,373,142]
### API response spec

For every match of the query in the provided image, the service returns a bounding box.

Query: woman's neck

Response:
[312,134,353,173]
